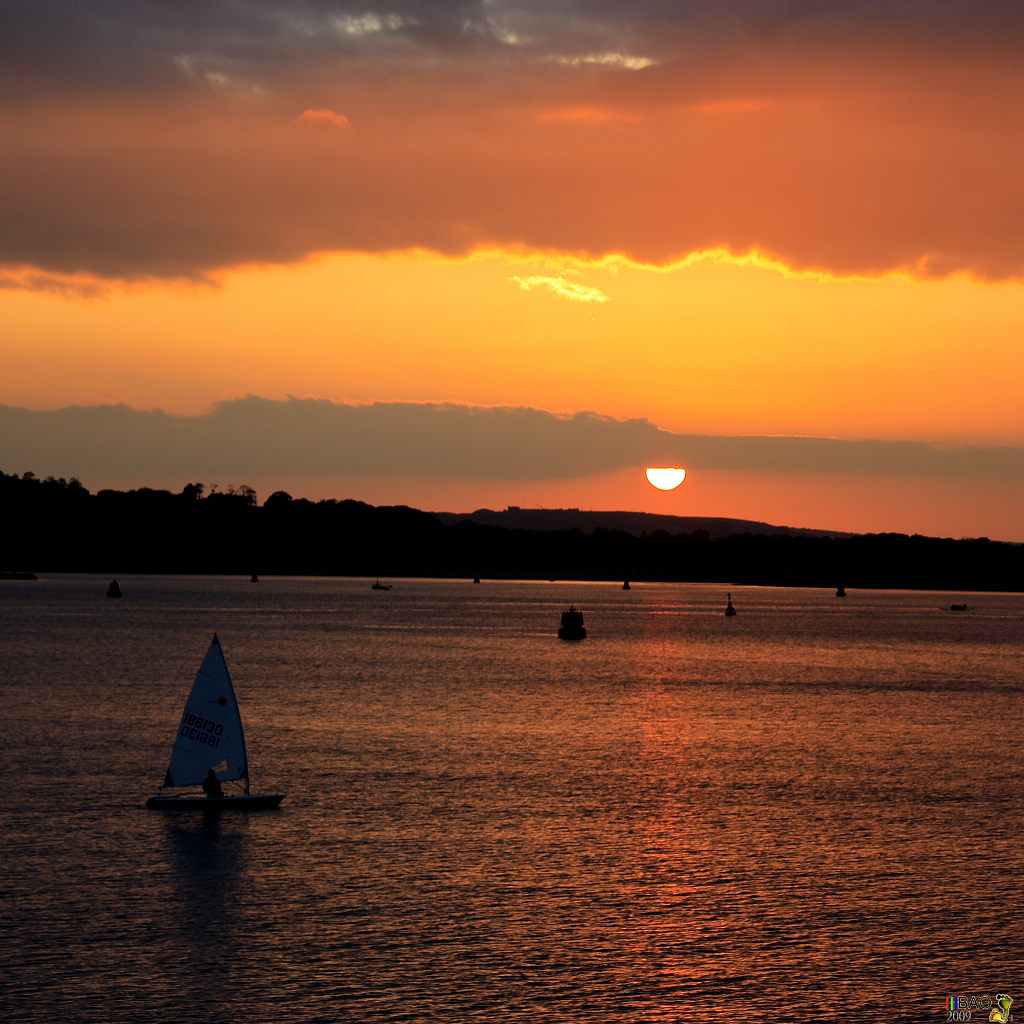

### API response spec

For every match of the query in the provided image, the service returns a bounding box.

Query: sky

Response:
[2,1,1023,541]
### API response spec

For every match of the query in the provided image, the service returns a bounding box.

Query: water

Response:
[1,576,1021,1023]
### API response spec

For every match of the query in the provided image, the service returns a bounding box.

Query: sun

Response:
[645,467,687,490]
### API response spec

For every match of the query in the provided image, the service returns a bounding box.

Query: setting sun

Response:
[645,467,687,490]
[2,2,1024,541]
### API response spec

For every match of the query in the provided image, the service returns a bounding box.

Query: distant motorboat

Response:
[558,605,587,641]
[106,579,122,599]
[950,603,968,611]
[724,592,736,616]
[250,573,259,583]
[372,579,392,591]
[622,580,631,590]
[836,585,846,598]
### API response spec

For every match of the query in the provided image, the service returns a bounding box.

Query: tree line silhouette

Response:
[2,471,1020,591]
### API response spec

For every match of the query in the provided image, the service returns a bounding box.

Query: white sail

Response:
[162,634,249,790]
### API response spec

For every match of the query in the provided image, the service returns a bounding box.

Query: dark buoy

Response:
[724,592,736,616]
[106,579,122,599]
[558,605,587,640]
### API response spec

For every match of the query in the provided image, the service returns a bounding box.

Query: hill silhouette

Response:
[434,507,851,540]
[1,470,1019,591]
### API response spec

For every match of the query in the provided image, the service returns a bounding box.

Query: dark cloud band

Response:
[2,398,1020,482]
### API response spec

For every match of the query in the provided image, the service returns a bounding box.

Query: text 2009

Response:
[947,1013,972,1022]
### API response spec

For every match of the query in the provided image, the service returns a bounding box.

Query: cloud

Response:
[331,12,410,37]
[298,108,350,128]
[0,266,111,298]
[5,2,1021,97]
[2,2,1024,281]
[2,398,1021,486]
[551,52,657,71]
[510,275,609,303]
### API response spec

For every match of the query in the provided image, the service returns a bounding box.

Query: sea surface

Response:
[1,575,1021,1023]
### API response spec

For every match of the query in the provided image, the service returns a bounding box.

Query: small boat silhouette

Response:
[106,579,122,599]
[836,585,846,597]
[724,592,736,616]
[371,579,392,590]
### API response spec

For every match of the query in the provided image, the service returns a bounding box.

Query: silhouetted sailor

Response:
[202,769,223,799]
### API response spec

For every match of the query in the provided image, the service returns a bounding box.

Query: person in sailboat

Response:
[202,768,223,799]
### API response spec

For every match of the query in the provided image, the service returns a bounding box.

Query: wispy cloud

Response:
[510,275,609,303]
[330,12,410,37]
[173,54,265,95]
[551,52,657,71]
[0,267,110,299]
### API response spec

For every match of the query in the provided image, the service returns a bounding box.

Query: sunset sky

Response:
[3,1,1023,540]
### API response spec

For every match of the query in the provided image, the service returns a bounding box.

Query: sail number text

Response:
[179,712,224,747]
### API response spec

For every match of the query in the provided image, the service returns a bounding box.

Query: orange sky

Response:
[2,3,1023,540]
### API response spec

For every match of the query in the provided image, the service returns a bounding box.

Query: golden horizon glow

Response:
[645,467,687,490]
[3,247,1023,543]
[4,246,1021,445]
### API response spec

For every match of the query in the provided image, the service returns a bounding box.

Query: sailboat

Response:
[145,634,284,810]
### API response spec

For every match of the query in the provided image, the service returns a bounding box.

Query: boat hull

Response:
[145,794,285,811]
